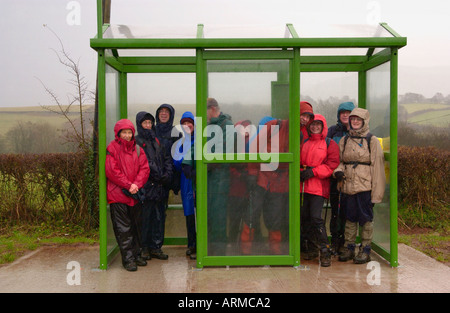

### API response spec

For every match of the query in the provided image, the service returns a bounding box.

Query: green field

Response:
[0,105,95,136]
[400,103,450,127]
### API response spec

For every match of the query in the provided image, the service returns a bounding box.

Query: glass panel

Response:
[207,59,290,127]
[105,64,120,253]
[203,25,288,38]
[207,163,290,256]
[300,72,358,124]
[127,73,196,124]
[206,59,290,256]
[366,62,390,253]
[127,73,196,244]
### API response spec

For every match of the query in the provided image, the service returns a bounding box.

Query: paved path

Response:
[0,243,448,293]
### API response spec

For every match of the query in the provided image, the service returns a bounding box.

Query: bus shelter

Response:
[91,3,406,270]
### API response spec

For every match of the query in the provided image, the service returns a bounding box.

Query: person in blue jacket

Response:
[173,111,197,259]
[326,101,356,255]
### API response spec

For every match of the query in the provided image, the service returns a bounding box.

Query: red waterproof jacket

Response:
[105,119,150,206]
[300,114,340,198]
[248,119,290,193]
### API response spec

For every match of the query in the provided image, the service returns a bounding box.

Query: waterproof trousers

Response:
[141,199,166,250]
[240,185,289,255]
[300,193,329,251]
[341,191,374,247]
[110,202,142,266]
[185,213,196,249]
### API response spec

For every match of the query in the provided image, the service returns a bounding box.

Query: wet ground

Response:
[0,243,448,293]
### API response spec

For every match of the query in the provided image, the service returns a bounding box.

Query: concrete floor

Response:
[0,243,449,293]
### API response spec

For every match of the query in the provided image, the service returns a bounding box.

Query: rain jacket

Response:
[300,114,340,198]
[135,111,173,201]
[248,118,290,193]
[105,119,150,207]
[327,101,356,144]
[333,108,386,203]
[173,111,196,216]
[155,103,181,194]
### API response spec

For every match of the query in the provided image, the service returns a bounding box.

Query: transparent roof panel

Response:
[104,24,197,39]
[290,23,394,38]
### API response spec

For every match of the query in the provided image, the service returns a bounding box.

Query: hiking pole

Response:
[300,165,307,208]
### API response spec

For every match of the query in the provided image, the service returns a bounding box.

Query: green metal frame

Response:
[92,0,405,270]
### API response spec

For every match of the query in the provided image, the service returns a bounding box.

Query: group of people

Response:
[299,101,386,267]
[105,103,197,271]
[105,98,386,271]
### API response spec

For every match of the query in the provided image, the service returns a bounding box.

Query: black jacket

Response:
[135,111,173,201]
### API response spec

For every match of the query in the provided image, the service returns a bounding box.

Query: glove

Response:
[122,188,140,201]
[300,168,314,181]
[334,171,345,182]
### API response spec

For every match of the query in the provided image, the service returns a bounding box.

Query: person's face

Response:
[339,110,351,126]
[141,119,153,130]
[182,121,194,134]
[207,107,218,122]
[300,113,311,127]
[159,108,171,123]
[309,121,323,134]
[350,116,364,130]
[119,129,133,141]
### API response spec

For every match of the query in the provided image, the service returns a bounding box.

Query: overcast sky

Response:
[1,0,450,108]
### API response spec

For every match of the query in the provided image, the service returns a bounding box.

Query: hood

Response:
[136,111,156,140]
[307,114,328,138]
[300,101,314,117]
[180,111,195,125]
[337,101,355,124]
[114,119,136,140]
[156,103,175,126]
[349,107,370,136]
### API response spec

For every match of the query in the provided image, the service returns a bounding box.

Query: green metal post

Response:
[96,0,103,39]
[358,70,367,109]
[119,71,127,119]
[389,48,399,267]
[195,48,207,268]
[97,49,107,270]
[290,48,301,266]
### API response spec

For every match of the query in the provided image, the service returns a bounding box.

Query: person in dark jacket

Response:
[105,119,150,271]
[300,114,340,267]
[173,111,197,259]
[135,111,173,260]
[326,101,356,255]
[155,103,181,195]
[206,98,234,255]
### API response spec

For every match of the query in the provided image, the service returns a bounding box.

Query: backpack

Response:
[342,133,373,167]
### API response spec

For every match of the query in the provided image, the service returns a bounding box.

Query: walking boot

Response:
[268,230,282,255]
[150,249,169,260]
[141,247,152,260]
[136,256,147,266]
[354,245,371,264]
[338,243,356,262]
[240,223,254,255]
[302,240,318,260]
[123,261,138,272]
[320,246,332,267]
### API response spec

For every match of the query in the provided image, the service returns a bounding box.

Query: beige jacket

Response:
[333,108,386,203]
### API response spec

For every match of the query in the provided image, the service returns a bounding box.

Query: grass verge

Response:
[0,223,98,266]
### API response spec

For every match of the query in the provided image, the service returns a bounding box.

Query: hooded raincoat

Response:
[334,108,386,203]
[173,111,196,216]
[105,119,150,207]
[300,114,340,198]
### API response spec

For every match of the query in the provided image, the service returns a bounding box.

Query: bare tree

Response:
[36,24,94,152]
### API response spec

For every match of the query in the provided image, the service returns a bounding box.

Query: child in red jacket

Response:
[105,119,150,271]
[300,114,340,267]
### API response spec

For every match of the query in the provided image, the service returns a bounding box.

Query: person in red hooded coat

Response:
[300,114,340,267]
[105,119,150,271]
